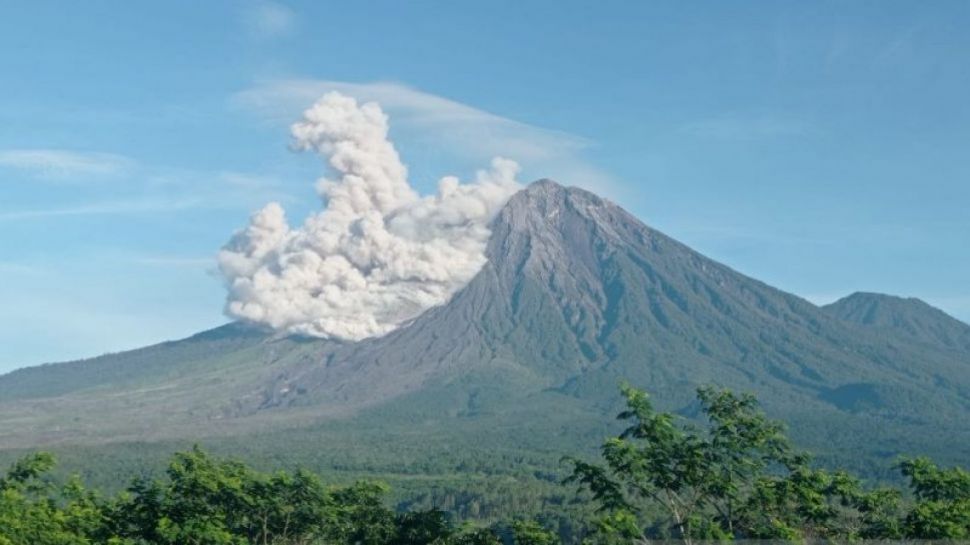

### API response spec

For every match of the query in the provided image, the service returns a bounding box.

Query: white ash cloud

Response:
[218,92,521,340]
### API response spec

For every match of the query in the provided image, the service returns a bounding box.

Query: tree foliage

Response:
[0,447,503,545]
[899,457,970,538]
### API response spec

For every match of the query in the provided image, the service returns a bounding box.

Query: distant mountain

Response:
[1,180,968,474]
[824,292,970,353]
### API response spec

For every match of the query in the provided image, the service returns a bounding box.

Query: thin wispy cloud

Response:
[0,198,202,222]
[142,166,296,205]
[231,79,619,195]
[242,1,296,39]
[0,261,43,275]
[0,149,135,179]
[217,171,285,192]
[130,255,214,268]
[680,114,814,141]
[0,162,296,222]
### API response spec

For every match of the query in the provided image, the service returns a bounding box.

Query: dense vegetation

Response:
[1,385,967,544]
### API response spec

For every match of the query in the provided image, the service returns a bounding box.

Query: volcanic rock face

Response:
[1,180,968,466]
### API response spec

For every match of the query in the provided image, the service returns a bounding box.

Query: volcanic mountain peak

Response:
[487,179,649,291]
[499,179,629,239]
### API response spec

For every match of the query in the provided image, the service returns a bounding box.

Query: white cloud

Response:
[218,92,522,340]
[0,149,134,179]
[231,79,617,194]
[242,1,296,39]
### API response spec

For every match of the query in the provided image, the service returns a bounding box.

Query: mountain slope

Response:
[1,180,968,469]
[823,292,970,353]
[0,322,269,401]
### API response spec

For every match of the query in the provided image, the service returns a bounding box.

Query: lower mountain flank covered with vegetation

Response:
[2,384,967,545]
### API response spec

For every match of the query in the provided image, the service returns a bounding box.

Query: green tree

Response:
[110,446,391,545]
[737,465,901,539]
[391,509,453,545]
[510,520,559,545]
[900,457,970,538]
[451,527,501,545]
[328,481,396,545]
[566,385,796,544]
[0,452,95,545]
[243,469,334,544]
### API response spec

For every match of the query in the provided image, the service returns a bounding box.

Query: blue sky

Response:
[1,1,969,372]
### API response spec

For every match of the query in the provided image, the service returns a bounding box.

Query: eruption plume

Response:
[218,92,521,340]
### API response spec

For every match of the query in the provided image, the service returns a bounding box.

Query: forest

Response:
[1,384,967,545]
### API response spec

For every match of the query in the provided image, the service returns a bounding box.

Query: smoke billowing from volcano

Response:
[218,92,521,340]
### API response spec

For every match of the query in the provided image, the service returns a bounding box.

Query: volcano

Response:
[1,180,968,471]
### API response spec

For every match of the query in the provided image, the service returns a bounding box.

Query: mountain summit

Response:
[824,292,970,353]
[1,180,968,468]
